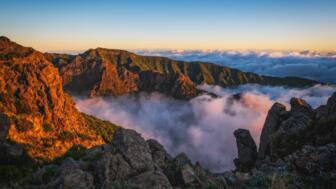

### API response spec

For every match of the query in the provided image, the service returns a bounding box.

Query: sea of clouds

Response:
[135,50,336,84]
[74,84,336,172]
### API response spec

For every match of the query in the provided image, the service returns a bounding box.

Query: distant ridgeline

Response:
[45,48,320,99]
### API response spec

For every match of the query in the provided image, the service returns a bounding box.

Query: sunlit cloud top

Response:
[1,0,335,52]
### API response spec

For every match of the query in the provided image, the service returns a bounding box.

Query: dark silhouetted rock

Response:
[270,99,314,158]
[234,129,257,172]
[258,103,288,159]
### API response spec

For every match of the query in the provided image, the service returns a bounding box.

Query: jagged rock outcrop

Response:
[258,97,319,159]
[233,129,257,172]
[46,48,320,99]
[228,93,336,189]
[258,103,288,159]
[20,129,226,189]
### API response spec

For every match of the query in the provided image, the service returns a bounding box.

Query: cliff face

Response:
[46,48,319,99]
[0,37,118,162]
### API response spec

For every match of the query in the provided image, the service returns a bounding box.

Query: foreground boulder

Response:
[112,129,154,171]
[258,103,288,159]
[233,129,257,172]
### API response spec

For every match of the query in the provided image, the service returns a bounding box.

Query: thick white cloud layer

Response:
[74,84,336,172]
[74,85,336,171]
[135,50,336,83]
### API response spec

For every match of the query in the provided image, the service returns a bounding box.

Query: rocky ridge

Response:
[45,48,320,99]
[231,92,336,189]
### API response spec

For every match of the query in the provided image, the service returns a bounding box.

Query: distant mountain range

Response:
[45,48,320,99]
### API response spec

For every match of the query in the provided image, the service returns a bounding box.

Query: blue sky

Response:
[0,0,335,51]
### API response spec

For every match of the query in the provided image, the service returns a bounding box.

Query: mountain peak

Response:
[0,36,28,52]
[0,36,11,42]
[82,47,134,57]
[0,36,15,48]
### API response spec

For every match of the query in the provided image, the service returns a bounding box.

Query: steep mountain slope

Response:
[0,36,118,162]
[46,48,320,99]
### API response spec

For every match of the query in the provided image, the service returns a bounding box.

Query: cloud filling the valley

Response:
[74,84,336,172]
[135,50,336,83]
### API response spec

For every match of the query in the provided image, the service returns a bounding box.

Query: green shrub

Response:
[41,138,54,147]
[60,131,76,140]
[4,61,13,67]
[15,100,32,114]
[65,145,87,160]
[82,113,119,142]
[42,122,53,132]
[12,115,34,132]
